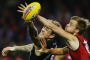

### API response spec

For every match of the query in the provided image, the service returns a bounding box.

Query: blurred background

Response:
[0,0,90,60]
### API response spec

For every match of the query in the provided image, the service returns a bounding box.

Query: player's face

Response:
[38,26,53,39]
[65,20,77,34]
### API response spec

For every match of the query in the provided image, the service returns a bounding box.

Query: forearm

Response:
[14,43,34,52]
[37,15,63,36]
[37,15,50,28]
[37,15,72,40]
[27,22,38,37]
[45,47,68,55]
[47,48,64,55]
[27,22,41,47]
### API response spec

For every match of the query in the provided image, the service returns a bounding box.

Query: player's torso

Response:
[69,34,90,60]
[29,39,57,60]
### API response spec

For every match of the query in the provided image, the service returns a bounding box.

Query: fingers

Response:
[2,47,15,56]
[40,39,47,48]
[17,10,23,13]
[20,4,26,9]
[2,48,9,56]
[40,39,43,47]
[17,2,28,13]
[18,6,25,11]
[42,39,47,47]
[40,39,44,47]
[25,2,28,6]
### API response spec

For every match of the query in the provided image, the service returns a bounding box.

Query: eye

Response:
[46,28,48,31]
[70,22,73,26]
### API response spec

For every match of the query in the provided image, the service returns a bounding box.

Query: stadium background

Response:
[0,0,90,60]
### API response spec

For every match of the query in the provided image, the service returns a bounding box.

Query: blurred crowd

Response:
[0,0,90,60]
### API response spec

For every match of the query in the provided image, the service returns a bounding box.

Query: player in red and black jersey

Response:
[37,15,90,60]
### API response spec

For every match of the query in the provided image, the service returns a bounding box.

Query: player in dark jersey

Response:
[16,2,90,60]
[2,19,65,60]
[36,15,90,60]
[2,3,66,60]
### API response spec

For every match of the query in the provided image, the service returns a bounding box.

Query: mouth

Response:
[38,33,44,37]
[38,35,45,39]
[39,32,44,35]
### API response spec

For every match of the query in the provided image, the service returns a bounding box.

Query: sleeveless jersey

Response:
[29,39,57,60]
[69,34,90,60]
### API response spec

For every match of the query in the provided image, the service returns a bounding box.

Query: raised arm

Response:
[27,22,38,38]
[27,21,41,47]
[37,15,81,51]
[17,3,41,47]
[37,15,74,41]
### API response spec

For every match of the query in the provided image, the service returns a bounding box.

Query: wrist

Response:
[14,46,19,51]
[44,49,49,53]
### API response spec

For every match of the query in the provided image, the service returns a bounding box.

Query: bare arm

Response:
[14,43,34,52]
[2,43,34,56]
[37,15,74,40]
[38,46,68,55]
[38,38,68,55]
[47,47,68,55]
[37,15,80,51]
[37,15,81,51]
[17,3,41,48]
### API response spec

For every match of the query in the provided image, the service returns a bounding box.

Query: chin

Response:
[65,30,70,33]
[65,28,68,32]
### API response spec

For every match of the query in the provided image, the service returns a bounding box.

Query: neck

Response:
[46,38,53,41]
[73,33,78,35]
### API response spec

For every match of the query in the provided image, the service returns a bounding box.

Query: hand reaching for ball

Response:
[17,2,41,22]
[17,2,28,13]
[17,2,31,23]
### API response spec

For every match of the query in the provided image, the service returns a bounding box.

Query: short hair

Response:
[71,16,90,35]
[48,19,62,27]
[48,19,62,35]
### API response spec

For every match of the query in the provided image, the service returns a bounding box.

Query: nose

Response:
[42,30,44,32]
[66,24,70,27]
[41,29,45,32]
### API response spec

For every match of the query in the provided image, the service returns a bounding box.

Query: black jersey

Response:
[29,39,57,60]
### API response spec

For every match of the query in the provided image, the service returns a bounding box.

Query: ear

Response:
[75,29,79,33]
[49,34,55,39]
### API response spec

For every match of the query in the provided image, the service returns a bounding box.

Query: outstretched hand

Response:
[17,2,27,13]
[2,47,15,56]
[17,2,32,23]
